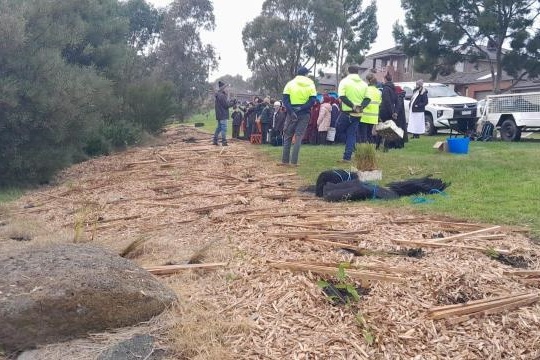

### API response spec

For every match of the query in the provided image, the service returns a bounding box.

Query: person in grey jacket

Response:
[213,81,236,146]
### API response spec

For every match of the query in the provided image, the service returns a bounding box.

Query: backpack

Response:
[477,122,494,141]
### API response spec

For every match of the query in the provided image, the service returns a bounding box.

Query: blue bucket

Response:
[447,137,470,154]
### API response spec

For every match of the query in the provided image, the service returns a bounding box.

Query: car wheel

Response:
[500,118,521,142]
[425,113,436,135]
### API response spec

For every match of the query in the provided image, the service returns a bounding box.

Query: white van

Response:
[396,82,478,135]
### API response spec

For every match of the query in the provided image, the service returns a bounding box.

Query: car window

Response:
[426,85,459,98]
[402,86,413,100]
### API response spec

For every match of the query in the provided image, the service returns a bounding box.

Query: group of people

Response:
[213,67,429,166]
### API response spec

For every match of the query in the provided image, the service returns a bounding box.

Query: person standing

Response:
[213,81,235,146]
[280,66,317,166]
[273,101,287,135]
[360,73,381,143]
[317,95,332,145]
[260,97,273,144]
[231,105,243,139]
[407,79,428,139]
[378,73,402,149]
[337,64,370,162]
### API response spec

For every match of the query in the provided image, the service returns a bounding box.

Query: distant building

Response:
[349,46,540,99]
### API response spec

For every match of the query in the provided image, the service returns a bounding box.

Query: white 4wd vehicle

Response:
[481,92,540,141]
[396,82,478,135]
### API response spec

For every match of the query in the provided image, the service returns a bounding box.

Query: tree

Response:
[333,0,378,82]
[155,0,217,119]
[242,0,342,94]
[120,0,164,52]
[395,0,540,93]
[243,0,378,94]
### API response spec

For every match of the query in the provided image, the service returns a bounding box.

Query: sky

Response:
[148,0,405,80]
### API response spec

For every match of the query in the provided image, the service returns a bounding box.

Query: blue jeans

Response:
[282,112,310,164]
[213,119,228,144]
[338,113,359,160]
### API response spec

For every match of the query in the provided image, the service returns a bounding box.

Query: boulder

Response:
[0,244,177,352]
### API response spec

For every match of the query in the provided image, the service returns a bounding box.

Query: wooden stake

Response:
[428,293,537,320]
[430,226,501,243]
[268,261,403,283]
[144,262,227,275]
[392,239,510,255]
[447,295,539,325]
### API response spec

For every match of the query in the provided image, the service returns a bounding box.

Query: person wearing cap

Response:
[280,66,317,166]
[337,64,370,162]
[213,80,236,146]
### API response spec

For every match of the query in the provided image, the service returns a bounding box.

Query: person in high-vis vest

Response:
[360,73,382,143]
[280,67,317,166]
[337,65,370,162]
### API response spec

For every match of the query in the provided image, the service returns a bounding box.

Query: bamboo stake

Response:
[503,270,540,277]
[428,292,530,313]
[447,295,539,325]
[392,239,510,255]
[268,229,370,237]
[126,160,157,167]
[268,261,403,283]
[144,262,227,275]
[429,293,537,319]
[430,226,502,243]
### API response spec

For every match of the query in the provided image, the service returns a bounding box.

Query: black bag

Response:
[269,129,283,146]
[478,122,494,141]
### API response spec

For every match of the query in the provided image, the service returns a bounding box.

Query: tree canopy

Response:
[0,0,216,186]
[242,0,378,94]
[394,0,540,93]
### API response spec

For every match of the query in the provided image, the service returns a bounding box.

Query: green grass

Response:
[259,137,540,235]
[0,188,23,204]
[185,110,540,236]
[186,109,233,137]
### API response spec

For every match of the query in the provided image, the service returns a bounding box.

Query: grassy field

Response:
[0,188,23,204]
[187,111,540,236]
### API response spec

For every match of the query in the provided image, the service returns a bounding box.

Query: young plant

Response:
[317,263,361,304]
[355,312,375,346]
[354,143,378,171]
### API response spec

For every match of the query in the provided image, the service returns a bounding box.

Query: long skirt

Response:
[407,111,425,134]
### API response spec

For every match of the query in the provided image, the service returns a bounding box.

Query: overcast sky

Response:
[147,0,405,80]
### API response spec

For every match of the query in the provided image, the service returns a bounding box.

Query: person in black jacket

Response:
[231,105,243,139]
[213,81,236,146]
[407,79,429,138]
[379,73,398,124]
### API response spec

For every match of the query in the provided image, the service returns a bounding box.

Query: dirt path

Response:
[1,125,539,359]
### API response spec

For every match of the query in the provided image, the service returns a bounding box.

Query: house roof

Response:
[438,69,514,85]
[318,72,338,87]
[366,46,404,59]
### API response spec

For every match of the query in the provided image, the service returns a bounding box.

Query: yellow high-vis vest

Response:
[361,85,381,124]
[338,74,368,117]
[283,75,317,105]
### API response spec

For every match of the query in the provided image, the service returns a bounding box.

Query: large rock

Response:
[0,244,177,352]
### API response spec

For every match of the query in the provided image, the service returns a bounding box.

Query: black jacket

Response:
[379,82,398,121]
[411,87,428,113]
[231,110,243,126]
[215,90,234,120]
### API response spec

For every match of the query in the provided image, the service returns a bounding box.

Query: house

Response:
[360,46,540,99]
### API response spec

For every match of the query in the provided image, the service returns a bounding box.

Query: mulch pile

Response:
[2,124,539,359]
